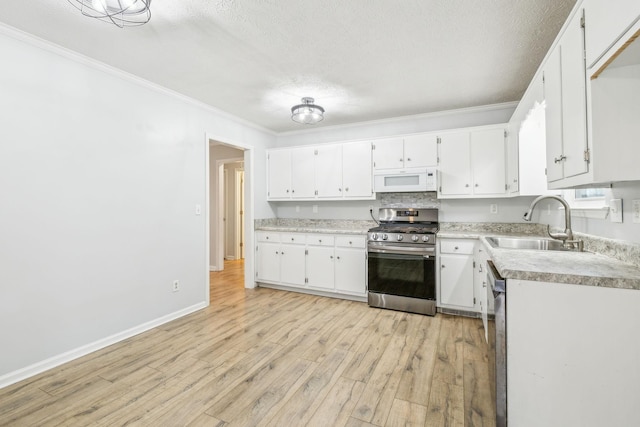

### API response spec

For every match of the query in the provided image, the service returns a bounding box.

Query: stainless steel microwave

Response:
[373,168,437,193]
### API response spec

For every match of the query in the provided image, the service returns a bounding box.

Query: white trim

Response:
[210,265,220,271]
[0,22,275,137]
[204,135,211,304]
[0,302,207,389]
[277,101,518,137]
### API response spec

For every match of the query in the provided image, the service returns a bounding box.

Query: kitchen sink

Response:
[486,236,581,251]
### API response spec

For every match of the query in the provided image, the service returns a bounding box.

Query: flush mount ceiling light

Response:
[68,0,152,28]
[291,97,325,125]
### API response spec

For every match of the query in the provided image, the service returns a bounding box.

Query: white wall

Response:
[0,26,275,385]
[571,182,640,243]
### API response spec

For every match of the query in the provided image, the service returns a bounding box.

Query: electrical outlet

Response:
[490,204,498,214]
[172,280,180,292]
[295,205,300,213]
[633,200,640,224]
[312,205,318,213]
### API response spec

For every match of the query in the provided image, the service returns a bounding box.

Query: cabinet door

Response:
[342,141,373,198]
[438,132,472,196]
[280,244,306,286]
[506,123,520,194]
[470,128,507,196]
[315,144,343,198]
[256,242,280,282]
[404,133,438,168]
[439,254,474,309]
[543,45,565,183]
[267,150,291,199]
[306,246,335,290]
[334,248,366,295]
[560,10,589,179]
[373,138,404,170]
[291,146,316,198]
[584,0,640,67]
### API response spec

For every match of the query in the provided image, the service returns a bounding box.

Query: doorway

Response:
[206,135,255,297]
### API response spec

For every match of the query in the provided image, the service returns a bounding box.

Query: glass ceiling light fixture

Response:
[67,0,152,28]
[291,97,325,125]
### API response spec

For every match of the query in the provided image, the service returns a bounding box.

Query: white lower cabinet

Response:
[438,239,476,310]
[306,235,336,290]
[256,232,306,287]
[256,231,366,299]
[335,236,367,295]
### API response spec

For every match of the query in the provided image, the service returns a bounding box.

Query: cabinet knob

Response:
[345,187,349,192]
[407,157,411,161]
[337,256,341,260]
[275,251,279,254]
[475,183,479,187]
[454,246,459,250]
[292,189,295,193]
[399,158,403,162]
[291,238,294,241]
[266,236,269,240]
[339,188,342,192]
[349,241,352,245]
[319,239,322,243]
[465,184,469,187]
[281,251,285,255]
[330,255,334,259]
[441,264,445,268]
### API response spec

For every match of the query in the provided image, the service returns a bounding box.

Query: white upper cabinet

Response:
[471,128,508,195]
[267,149,292,200]
[315,144,343,198]
[506,122,520,195]
[438,132,472,196]
[438,125,508,199]
[267,141,373,201]
[291,146,316,199]
[372,137,404,170]
[342,141,373,198]
[403,134,439,168]
[373,133,438,170]
[584,0,640,68]
[543,8,590,186]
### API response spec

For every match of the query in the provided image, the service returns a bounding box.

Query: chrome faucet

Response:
[523,195,583,251]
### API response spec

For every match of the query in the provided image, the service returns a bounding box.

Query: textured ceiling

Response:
[0,0,576,132]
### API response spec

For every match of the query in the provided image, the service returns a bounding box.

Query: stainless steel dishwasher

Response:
[487,260,506,427]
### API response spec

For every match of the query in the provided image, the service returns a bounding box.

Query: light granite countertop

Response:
[439,230,640,291]
[255,219,374,235]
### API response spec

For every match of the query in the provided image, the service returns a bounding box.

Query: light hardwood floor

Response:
[0,260,495,426]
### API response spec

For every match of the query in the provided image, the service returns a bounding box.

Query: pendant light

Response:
[291,97,325,125]
[67,0,152,28]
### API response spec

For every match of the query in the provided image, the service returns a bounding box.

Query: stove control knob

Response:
[382,234,388,241]
[371,233,378,240]
[396,234,403,241]
[422,235,430,242]
[411,235,419,242]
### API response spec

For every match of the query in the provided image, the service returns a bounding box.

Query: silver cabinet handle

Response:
[554,155,567,163]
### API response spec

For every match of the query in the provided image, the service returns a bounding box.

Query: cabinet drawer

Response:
[280,233,306,244]
[256,232,281,243]
[440,239,475,255]
[335,235,366,249]
[307,234,335,246]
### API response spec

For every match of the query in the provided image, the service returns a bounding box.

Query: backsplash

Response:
[440,222,547,235]
[379,192,439,208]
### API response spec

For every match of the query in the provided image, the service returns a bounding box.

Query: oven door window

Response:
[368,252,435,300]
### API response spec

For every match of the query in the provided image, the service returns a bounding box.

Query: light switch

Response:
[195,204,201,215]
[609,199,622,223]
[490,204,498,214]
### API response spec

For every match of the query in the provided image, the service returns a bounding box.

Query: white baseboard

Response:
[0,301,208,389]
[210,265,220,271]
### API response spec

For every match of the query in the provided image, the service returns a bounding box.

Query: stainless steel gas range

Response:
[367,208,438,316]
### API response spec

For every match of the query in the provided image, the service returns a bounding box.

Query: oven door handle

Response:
[368,246,435,256]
